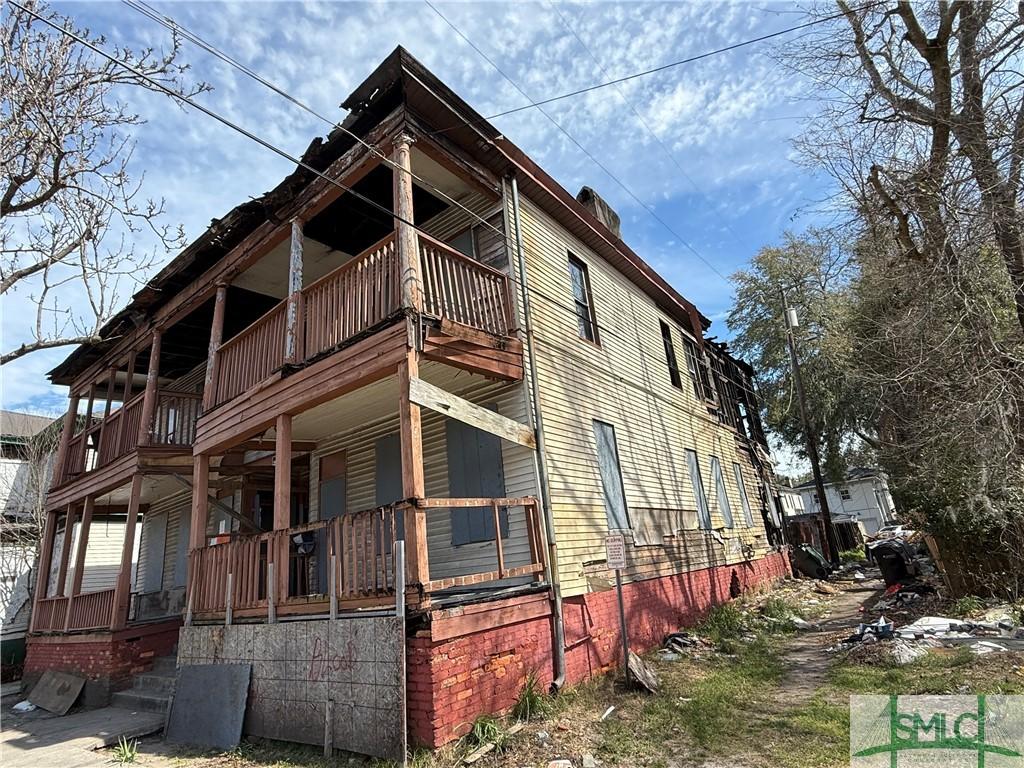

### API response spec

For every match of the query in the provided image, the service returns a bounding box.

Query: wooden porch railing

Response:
[151,390,202,445]
[67,588,115,631]
[32,595,68,632]
[303,233,399,359]
[214,301,288,406]
[57,388,201,484]
[188,506,398,618]
[33,588,119,633]
[187,497,545,621]
[419,233,515,336]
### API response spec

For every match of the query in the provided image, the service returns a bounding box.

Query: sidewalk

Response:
[1,701,165,768]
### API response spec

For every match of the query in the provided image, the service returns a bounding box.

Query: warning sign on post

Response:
[605,533,626,570]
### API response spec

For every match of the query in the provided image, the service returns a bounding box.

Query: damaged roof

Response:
[51,45,713,384]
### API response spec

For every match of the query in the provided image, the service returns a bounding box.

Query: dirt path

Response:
[775,577,884,702]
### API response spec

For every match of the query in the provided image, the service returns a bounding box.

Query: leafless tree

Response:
[0,0,208,365]
[787,1,1024,333]
[0,418,60,624]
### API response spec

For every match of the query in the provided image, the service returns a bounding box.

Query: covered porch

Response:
[186,360,548,622]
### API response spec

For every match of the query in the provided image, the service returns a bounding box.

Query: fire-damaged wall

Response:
[177,617,405,761]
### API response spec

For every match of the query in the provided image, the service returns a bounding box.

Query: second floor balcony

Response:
[56,388,202,487]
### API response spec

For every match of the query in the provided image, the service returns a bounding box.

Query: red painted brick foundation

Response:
[23,620,180,707]
[407,549,791,747]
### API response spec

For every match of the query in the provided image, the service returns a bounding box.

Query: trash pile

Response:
[865,528,939,587]
[832,609,1024,663]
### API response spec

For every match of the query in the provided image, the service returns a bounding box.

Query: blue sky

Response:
[2,0,828,417]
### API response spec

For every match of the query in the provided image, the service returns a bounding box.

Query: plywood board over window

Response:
[446,411,508,545]
[710,456,734,528]
[733,462,755,527]
[319,450,347,520]
[686,450,711,530]
[593,420,629,531]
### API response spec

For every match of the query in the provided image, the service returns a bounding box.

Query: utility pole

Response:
[781,289,839,565]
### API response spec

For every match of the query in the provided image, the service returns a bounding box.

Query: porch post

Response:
[137,329,162,445]
[274,414,292,601]
[64,496,94,631]
[110,474,143,631]
[69,497,94,596]
[96,367,116,457]
[398,351,427,589]
[284,220,305,364]
[202,284,228,411]
[53,393,81,482]
[392,133,421,311]
[29,510,58,632]
[54,504,77,597]
[115,350,137,452]
[189,454,210,552]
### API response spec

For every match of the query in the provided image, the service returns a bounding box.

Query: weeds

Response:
[511,673,550,723]
[950,595,985,617]
[838,548,866,563]
[698,603,746,647]
[112,736,138,765]
[468,714,509,751]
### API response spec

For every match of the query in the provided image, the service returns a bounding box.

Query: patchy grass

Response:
[837,548,866,564]
[950,595,985,617]
[511,672,551,723]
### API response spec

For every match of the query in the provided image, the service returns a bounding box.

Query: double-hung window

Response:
[568,254,599,343]
[660,321,683,389]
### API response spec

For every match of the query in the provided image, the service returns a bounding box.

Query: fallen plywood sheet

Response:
[165,663,251,751]
[27,670,84,715]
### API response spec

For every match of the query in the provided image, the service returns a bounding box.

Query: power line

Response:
[16,0,763,402]
[424,0,735,288]
[427,1,881,130]
[543,0,754,254]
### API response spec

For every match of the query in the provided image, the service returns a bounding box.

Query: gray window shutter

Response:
[142,512,167,593]
[375,434,402,505]
[687,450,711,530]
[711,456,734,528]
[733,463,755,527]
[447,411,508,545]
[593,420,629,531]
[174,510,190,588]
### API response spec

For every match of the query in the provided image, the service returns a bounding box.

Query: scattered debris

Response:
[791,617,816,631]
[547,760,574,768]
[628,651,660,693]
[11,700,36,713]
[599,706,615,722]
[582,754,599,768]
[814,581,840,595]
[970,641,1009,656]
[890,641,927,665]
[464,722,524,764]
[536,730,551,745]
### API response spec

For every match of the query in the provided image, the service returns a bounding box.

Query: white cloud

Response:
[4,0,831,410]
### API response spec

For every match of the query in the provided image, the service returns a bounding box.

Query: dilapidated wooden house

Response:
[27,48,789,758]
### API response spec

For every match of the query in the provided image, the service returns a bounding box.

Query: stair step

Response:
[111,690,171,714]
[148,656,178,675]
[131,673,176,695]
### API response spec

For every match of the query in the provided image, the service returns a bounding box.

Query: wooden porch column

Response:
[398,352,427,588]
[392,133,421,312]
[54,505,77,597]
[53,393,81,483]
[189,454,210,551]
[137,330,162,445]
[64,496,94,631]
[28,510,58,632]
[110,474,143,631]
[284,220,304,364]
[274,414,293,602]
[202,284,228,411]
[69,497,94,596]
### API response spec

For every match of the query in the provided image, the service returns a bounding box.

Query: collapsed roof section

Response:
[50,45,714,384]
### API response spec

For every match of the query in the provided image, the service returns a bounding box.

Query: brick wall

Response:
[23,622,179,707]
[407,549,791,747]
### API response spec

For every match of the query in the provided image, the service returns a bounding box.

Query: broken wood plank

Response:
[408,376,536,449]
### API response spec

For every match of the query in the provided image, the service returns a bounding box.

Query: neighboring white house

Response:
[1,410,58,656]
[795,468,896,536]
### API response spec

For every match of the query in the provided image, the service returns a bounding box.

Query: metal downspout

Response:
[509,174,567,692]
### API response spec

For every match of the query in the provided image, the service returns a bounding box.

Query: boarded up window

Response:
[686,450,711,530]
[141,512,167,593]
[568,254,599,343]
[319,450,347,519]
[593,420,629,530]
[710,456,734,528]
[375,435,402,506]
[447,412,508,545]
[733,462,755,527]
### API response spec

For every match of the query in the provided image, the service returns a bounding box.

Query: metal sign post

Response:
[605,533,630,684]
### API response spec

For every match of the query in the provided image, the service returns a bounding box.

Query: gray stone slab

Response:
[165,663,251,751]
